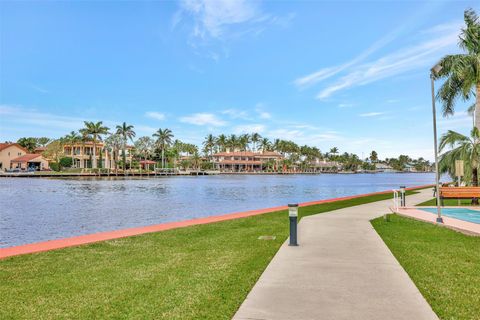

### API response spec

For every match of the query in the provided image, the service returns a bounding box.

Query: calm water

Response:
[0,173,435,247]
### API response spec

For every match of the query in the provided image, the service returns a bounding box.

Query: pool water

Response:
[421,208,480,224]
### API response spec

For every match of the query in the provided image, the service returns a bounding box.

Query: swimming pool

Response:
[421,208,480,224]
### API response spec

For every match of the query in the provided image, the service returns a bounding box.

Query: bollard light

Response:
[400,186,406,207]
[288,204,298,246]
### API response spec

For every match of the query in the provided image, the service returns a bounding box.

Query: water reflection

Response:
[0,173,435,247]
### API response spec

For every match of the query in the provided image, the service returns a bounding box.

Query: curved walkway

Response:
[234,189,438,320]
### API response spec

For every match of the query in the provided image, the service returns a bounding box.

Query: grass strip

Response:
[1,190,417,319]
[416,198,478,206]
[372,214,480,320]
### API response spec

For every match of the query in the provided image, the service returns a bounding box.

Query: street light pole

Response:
[430,64,443,223]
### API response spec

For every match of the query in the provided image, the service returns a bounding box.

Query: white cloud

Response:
[221,108,250,120]
[31,85,49,94]
[257,110,271,119]
[233,124,266,134]
[0,105,86,131]
[294,20,460,100]
[179,112,227,126]
[145,111,166,121]
[359,112,385,117]
[438,111,473,130]
[179,0,261,39]
[293,19,411,89]
[314,23,459,99]
[254,103,271,119]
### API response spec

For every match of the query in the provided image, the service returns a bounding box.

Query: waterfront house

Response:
[11,154,49,170]
[212,150,283,172]
[375,163,395,172]
[0,143,49,171]
[63,142,133,169]
[308,159,341,173]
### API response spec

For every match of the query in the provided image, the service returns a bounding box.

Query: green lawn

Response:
[0,191,418,319]
[416,198,478,206]
[372,215,480,320]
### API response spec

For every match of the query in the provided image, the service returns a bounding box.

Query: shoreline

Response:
[0,171,434,178]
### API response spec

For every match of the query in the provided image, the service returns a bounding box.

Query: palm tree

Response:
[259,137,271,152]
[227,134,238,152]
[116,122,136,170]
[134,136,154,171]
[439,128,480,187]
[435,9,480,129]
[239,134,250,151]
[153,128,173,168]
[64,131,80,167]
[105,133,123,173]
[203,134,216,160]
[330,147,339,160]
[216,134,227,152]
[79,121,109,169]
[251,132,262,152]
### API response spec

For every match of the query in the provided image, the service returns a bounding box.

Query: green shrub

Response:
[49,162,60,171]
[59,157,73,168]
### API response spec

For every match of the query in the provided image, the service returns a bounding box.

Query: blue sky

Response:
[0,0,478,160]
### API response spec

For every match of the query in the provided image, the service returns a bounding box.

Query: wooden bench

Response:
[439,187,480,205]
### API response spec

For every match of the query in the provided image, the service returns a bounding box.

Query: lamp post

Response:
[430,62,443,223]
[288,203,298,246]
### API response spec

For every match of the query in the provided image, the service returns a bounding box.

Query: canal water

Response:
[0,173,436,247]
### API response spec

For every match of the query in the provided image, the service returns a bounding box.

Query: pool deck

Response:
[396,207,480,236]
[233,188,438,320]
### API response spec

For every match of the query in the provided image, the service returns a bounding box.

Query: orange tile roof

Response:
[213,151,282,157]
[215,160,263,165]
[11,154,43,163]
[0,143,28,153]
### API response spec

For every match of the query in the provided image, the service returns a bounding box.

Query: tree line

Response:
[9,121,432,173]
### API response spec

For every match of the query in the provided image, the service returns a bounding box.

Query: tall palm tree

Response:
[435,9,480,129]
[330,147,339,160]
[153,128,173,168]
[116,122,136,170]
[251,132,262,152]
[79,121,109,169]
[239,134,250,151]
[105,133,123,173]
[203,134,216,160]
[216,134,227,152]
[64,131,80,167]
[134,136,154,170]
[439,128,480,187]
[227,134,238,152]
[259,137,271,152]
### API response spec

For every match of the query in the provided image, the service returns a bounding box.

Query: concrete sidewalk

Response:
[233,189,438,320]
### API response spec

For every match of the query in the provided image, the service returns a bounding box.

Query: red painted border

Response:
[0,184,432,259]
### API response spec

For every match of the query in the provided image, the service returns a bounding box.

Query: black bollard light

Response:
[288,203,298,246]
[400,186,406,207]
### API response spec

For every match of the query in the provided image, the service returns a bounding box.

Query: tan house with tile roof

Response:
[63,142,133,169]
[11,154,49,170]
[0,143,28,171]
